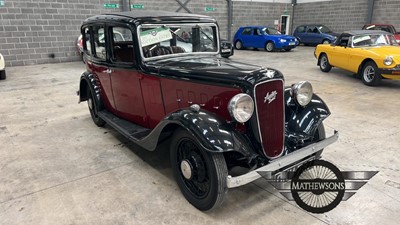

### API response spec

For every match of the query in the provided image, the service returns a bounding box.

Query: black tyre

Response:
[265,41,275,52]
[170,128,228,211]
[0,70,6,80]
[322,39,331,44]
[234,40,243,50]
[319,53,332,72]
[87,86,105,127]
[361,61,381,86]
[284,49,292,52]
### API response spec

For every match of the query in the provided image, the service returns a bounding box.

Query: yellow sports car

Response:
[315,30,400,86]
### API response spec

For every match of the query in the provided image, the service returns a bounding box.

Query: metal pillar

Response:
[366,0,375,24]
[120,0,130,12]
[226,0,233,41]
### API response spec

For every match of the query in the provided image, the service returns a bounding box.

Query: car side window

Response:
[296,26,305,33]
[83,27,92,55]
[241,28,252,35]
[110,26,135,64]
[93,26,106,60]
[306,26,314,33]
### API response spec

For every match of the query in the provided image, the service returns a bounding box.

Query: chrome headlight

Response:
[384,56,393,66]
[291,81,313,107]
[228,93,254,123]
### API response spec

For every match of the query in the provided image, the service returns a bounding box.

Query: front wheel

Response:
[361,61,381,86]
[265,42,275,52]
[170,128,228,211]
[319,54,332,72]
[87,87,105,127]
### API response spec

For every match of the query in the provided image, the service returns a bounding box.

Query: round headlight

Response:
[228,93,254,123]
[291,81,313,107]
[384,56,393,66]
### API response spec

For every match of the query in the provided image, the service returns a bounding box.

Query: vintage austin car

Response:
[315,30,400,86]
[78,11,338,210]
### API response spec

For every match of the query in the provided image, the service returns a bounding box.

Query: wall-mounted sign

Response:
[104,3,119,9]
[205,7,216,12]
[0,1,5,7]
[131,4,144,9]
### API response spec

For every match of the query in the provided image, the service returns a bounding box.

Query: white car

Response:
[0,53,5,80]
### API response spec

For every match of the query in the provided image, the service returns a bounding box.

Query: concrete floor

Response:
[0,46,399,225]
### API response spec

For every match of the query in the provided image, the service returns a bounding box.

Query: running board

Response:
[97,110,151,141]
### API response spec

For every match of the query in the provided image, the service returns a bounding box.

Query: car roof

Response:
[297,24,326,27]
[344,30,391,35]
[83,10,216,25]
[239,26,268,29]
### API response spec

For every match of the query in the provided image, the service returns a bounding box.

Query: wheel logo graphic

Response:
[291,160,345,213]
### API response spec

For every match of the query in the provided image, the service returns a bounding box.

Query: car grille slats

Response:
[254,80,285,159]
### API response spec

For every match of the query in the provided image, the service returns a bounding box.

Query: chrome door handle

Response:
[106,69,112,74]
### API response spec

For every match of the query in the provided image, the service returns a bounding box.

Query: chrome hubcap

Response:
[363,66,375,82]
[180,160,193,180]
[267,43,273,51]
[321,57,327,68]
[236,42,241,49]
[323,40,330,44]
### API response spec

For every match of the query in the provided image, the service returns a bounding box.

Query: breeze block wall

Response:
[232,1,292,35]
[293,0,369,33]
[372,0,400,32]
[0,0,120,67]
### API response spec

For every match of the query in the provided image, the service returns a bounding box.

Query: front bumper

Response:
[379,67,400,76]
[227,130,339,188]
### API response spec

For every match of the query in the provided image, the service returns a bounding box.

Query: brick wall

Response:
[1,0,400,67]
[0,0,121,66]
[232,1,291,35]
[292,0,369,33]
[372,0,400,32]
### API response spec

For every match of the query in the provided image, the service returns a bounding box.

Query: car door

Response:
[85,25,116,110]
[294,26,306,43]
[240,27,253,48]
[108,24,165,128]
[105,24,149,127]
[328,35,351,69]
[252,28,265,48]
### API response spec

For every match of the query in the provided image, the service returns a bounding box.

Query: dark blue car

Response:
[293,25,337,45]
[233,26,298,52]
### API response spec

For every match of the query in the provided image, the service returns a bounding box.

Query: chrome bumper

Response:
[227,130,339,188]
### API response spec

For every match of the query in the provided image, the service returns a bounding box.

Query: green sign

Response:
[140,27,172,47]
[0,1,5,7]
[131,4,144,9]
[205,7,216,12]
[104,3,119,9]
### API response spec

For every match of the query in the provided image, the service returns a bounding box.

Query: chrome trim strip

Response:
[253,79,285,159]
[226,130,339,188]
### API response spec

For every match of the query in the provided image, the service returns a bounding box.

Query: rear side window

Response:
[93,26,106,60]
[241,28,252,35]
[83,27,92,55]
[296,26,305,33]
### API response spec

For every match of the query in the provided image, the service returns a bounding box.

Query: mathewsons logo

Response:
[258,160,378,213]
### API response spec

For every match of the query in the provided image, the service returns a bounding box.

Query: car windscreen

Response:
[318,26,332,33]
[263,27,281,35]
[352,34,398,47]
[138,23,219,59]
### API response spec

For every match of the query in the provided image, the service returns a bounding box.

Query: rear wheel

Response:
[322,39,331,44]
[170,128,227,211]
[265,42,275,52]
[361,61,381,86]
[87,87,105,127]
[319,54,332,72]
[0,70,6,80]
[234,40,243,50]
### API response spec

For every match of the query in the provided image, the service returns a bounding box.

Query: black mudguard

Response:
[284,88,330,138]
[139,108,254,157]
[78,72,101,104]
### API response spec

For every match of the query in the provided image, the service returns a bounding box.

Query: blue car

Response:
[293,25,338,45]
[233,26,298,52]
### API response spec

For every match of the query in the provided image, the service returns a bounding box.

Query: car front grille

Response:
[254,79,285,159]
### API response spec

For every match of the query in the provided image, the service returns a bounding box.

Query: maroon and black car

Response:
[77,11,338,211]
